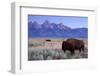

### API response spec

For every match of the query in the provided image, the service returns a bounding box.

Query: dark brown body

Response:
[62,38,84,55]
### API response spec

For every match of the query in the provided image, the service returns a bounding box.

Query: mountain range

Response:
[28,20,88,38]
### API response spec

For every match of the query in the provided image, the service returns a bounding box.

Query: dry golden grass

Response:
[28,38,87,50]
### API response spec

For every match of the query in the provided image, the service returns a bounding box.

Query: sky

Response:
[28,15,88,29]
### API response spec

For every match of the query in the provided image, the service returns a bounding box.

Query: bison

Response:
[46,39,51,42]
[62,38,84,55]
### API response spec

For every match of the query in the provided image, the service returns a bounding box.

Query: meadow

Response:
[28,38,88,61]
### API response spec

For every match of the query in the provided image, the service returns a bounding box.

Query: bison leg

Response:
[79,48,82,54]
[63,50,66,53]
[62,49,66,53]
[81,45,84,53]
[71,50,74,55]
[79,46,84,54]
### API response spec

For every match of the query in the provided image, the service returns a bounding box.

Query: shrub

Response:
[28,46,88,60]
[47,56,53,60]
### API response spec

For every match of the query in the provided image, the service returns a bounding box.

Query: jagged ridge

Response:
[28,20,88,38]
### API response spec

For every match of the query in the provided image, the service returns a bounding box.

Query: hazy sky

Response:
[28,15,88,28]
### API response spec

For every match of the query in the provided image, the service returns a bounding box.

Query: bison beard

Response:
[62,38,84,55]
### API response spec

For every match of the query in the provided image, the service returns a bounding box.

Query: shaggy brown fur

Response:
[62,38,84,55]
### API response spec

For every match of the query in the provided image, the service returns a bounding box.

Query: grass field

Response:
[28,38,88,61]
